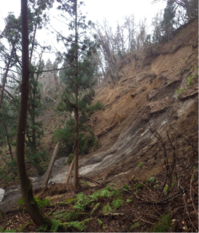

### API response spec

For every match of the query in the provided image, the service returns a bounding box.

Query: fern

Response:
[100,189,113,197]
[18,197,49,208]
[129,221,141,230]
[64,210,79,221]
[50,220,59,232]
[111,198,124,210]
[97,218,106,229]
[102,204,112,214]
[34,197,50,208]
[90,203,100,215]
[68,221,84,232]
[67,218,92,232]
[0,227,16,233]
[36,225,47,232]
[64,197,76,204]
[54,209,79,221]
[89,190,101,201]
[73,193,90,210]
[54,212,65,220]
[151,214,172,232]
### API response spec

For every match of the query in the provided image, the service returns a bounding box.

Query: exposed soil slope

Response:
[75,18,198,184]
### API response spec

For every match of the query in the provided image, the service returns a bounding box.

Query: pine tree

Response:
[161,0,176,41]
[56,0,103,190]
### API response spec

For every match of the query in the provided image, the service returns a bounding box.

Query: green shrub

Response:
[129,221,141,230]
[150,214,172,232]
[19,197,50,208]
[175,87,185,98]
[111,198,124,210]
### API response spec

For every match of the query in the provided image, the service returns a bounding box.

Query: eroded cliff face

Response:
[44,18,198,186]
[75,18,198,185]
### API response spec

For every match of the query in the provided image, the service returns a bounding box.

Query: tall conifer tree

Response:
[56,0,101,190]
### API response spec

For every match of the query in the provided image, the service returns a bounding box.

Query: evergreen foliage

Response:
[161,0,176,41]
[53,0,104,161]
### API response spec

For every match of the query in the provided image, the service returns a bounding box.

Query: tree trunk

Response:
[0,48,14,113]
[3,121,13,160]
[74,0,79,191]
[16,1,66,230]
[41,142,59,187]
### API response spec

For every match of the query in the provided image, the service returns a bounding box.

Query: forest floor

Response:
[0,152,198,232]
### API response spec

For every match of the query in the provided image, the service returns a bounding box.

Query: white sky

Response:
[0,0,166,62]
[0,0,166,27]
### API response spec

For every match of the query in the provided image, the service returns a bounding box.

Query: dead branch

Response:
[95,123,116,137]
[182,193,197,231]
[41,142,60,187]
[64,158,74,185]
[79,175,104,187]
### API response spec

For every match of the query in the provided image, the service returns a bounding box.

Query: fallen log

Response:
[95,123,116,137]
[41,142,60,187]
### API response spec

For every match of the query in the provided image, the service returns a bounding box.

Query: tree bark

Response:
[41,142,59,187]
[74,0,79,191]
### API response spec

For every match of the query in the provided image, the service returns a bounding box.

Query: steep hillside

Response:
[75,18,198,183]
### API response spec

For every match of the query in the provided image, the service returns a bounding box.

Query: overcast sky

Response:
[0,0,166,27]
[0,0,166,62]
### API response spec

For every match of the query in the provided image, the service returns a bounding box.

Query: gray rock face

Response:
[0,188,5,202]
[0,186,21,213]
[0,157,68,214]
[52,157,67,175]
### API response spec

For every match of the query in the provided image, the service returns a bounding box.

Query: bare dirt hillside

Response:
[75,18,198,184]
[20,18,198,187]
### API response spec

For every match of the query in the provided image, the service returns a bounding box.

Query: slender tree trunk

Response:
[41,142,59,187]
[30,23,37,63]
[3,121,13,160]
[16,1,65,229]
[74,0,79,191]
[0,48,14,113]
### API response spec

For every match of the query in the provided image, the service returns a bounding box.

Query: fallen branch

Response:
[64,159,74,185]
[79,175,104,187]
[182,192,197,231]
[41,142,60,187]
[95,123,116,137]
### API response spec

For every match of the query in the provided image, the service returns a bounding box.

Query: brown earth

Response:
[77,18,198,183]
